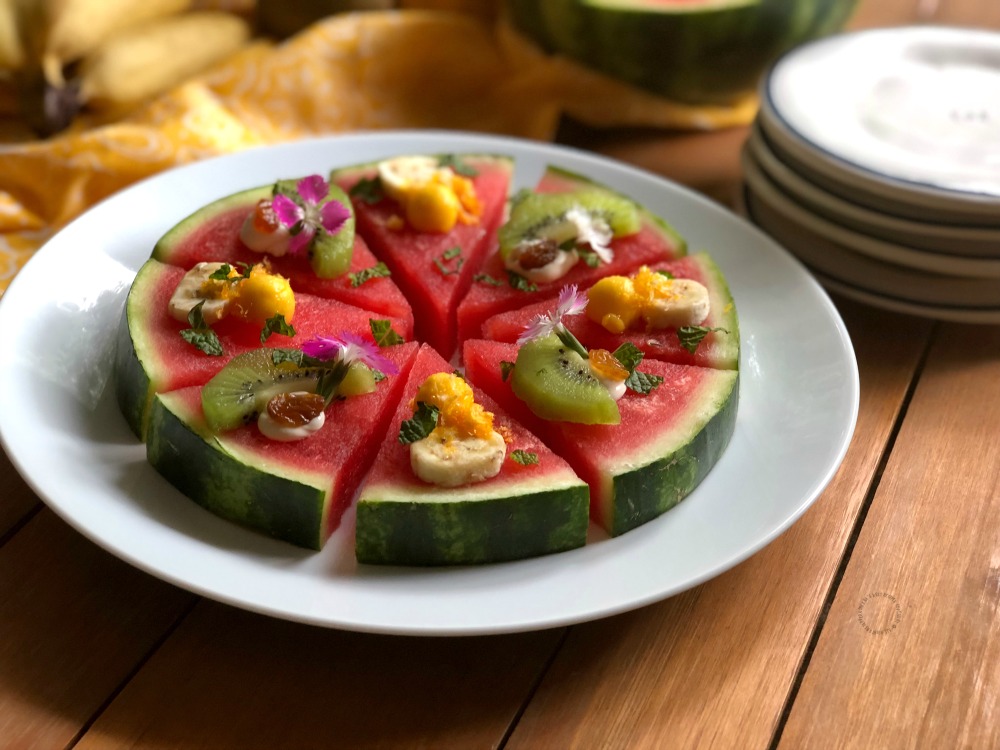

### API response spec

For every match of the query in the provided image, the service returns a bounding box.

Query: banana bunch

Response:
[0,0,251,135]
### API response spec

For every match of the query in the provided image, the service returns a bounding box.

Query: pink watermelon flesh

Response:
[335,157,511,359]
[463,338,735,531]
[481,254,736,369]
[155,202,414,329]
[133,259,413,396]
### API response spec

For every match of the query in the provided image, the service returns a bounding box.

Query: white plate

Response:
[746,124,1000,259]
[0,132,859,636]
[761,27,1000,225]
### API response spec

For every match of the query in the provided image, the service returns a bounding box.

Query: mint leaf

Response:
[272,179,300,199]
[657,269,675,279]
[433,255,465,276]
[369,318,405,347]
[678,326,728,355]
[180,328,222,356]
[272,348,307,367]
[442,246,462,260]
[208,263,233,281]
[349,262,391,287]
[577,248,601,268]
[260,313,296,344]
[371,368,387,383]
[624,369,663,395]
[349,176,383,204]
[187,301,209,330]
[474,272,504,287]
[612,343,644,373]
[500,360,514,382]
[398,401,440,444]
[507,271,537,293]
[511,449,538,466]
[438,154,478,177]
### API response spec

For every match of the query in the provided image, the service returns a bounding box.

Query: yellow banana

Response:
[41,0,191,82]
[78,11,250,107]
[0,0,25,70]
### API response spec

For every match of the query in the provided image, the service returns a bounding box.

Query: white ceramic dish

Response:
[0,132,859,636]
[746,125,1000,259]
[760,27,1000,226]
[742,143,1000,279]
[745,187,1000,308]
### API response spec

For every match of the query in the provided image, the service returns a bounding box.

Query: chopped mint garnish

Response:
[474,272,504,287]
[657,270,675,279]
[500,360,514,382]
[624,369,664,395]
[208,262,251,282]
[612,342,644,373]
[260,313,295,344]
[349,262,391,287]
[511,449,538,466]
[433,246,465,276]
[437,154,478,177]
[180,301,222,356]
[507,271,538,293]
[272,348,308,367]
[452,369,464,379]
[349,176,383,204]
[443,246,462,260]
[371,367,387,383]
[369,318,405,347]
[577,248,601,268]
[678,325,728,354]
[398,401,440,444]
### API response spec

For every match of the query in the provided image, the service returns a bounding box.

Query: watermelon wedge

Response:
[355,343,589,565]
[114,258,413,440]
[456,165,686,344]
[481,253,739,369]
[463,339,738,536]
[146,343,419,549]
[151,184,414,328]
[332,155,512,359]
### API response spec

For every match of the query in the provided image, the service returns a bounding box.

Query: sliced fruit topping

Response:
[401,372,506,488]
[588,265,711,333]
[376,155,483,233]
[588,348,629,401]
[499,190,641,283]
[229,263,296,324]
[168,262,238,324]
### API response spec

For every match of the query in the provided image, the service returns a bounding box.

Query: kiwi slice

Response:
[274,180,355,278]
[337,363,378,397]
[511,334,620,425]
[499,190,641,260]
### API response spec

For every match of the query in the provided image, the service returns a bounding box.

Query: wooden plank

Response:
[934,0,1000,27]
[503,301,932,750]
[849,0,926,28]
[0,510,194,749]
[778,323,1000,749]
[76,601,562,749]
[0,448,40,539]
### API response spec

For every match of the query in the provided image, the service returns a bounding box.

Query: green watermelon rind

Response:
[602,370,739,535]
[690,251,740,370]
[147,390,332,550]
[508,0,857,104]
[356,476,590,566]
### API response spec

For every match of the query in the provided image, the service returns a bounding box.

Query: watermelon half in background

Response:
[115,258,414,440]
[481,252,739,370]
[455,165,686,345]
[355,343,589,565]
[146,342,419,550]
[332,155,512,359]
[151,184,414,328]
[463,338,738,536]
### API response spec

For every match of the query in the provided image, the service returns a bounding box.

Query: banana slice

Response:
[410,429,506,488]
[168,262,231,324]
[645,278,711,329]
[377,156,446,204]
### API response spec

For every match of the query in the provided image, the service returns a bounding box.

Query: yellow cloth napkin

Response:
[0,10,756,294]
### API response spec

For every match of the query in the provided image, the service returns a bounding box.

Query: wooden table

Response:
[3,3,1000,747]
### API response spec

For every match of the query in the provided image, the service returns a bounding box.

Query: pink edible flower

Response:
[272,175,351,255]
[517,284,588,347]
[301,331,399,376]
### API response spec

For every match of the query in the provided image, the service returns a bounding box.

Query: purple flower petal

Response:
[338,331,399,375]
[556,285,587,318]
[272,193,303,228]
[320,199,351,235]
[297,175,329,206]
[288,225,314,256]
[301,336,342,361]
[517,313,556,347]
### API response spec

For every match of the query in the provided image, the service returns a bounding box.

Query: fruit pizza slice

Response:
[151,175,413,329]
[463,294,737,537]
[481,253,739,370]
[355,343,589,566]
[456,165,687,344]
[115,258,412,440]
[332,155,512,359]
[147,340,420,549]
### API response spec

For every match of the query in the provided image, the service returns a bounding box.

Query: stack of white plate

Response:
[743,26,1000,323]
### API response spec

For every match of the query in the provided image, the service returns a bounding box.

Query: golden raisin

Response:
[589,348,629,381]
[266,392,325,427]
[518,239,560,270]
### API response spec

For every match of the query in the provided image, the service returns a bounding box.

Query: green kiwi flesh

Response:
[511,334,620,425]
[498,190,641,260]
[274,180,355,278]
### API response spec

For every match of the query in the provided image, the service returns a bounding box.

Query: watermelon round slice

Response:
[146,343,419,549]
[151,185,413,328]
[456,165,686,344]
[482,252,739,370]
[114,258,414,440]
[355,343,589,565]
[463,338,738,536]
[332,155,512,359]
